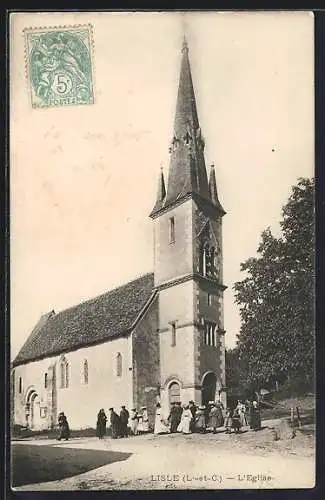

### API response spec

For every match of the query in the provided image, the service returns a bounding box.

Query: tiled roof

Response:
[13,272,155,366]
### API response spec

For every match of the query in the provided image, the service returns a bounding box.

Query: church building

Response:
[12,37,227,431]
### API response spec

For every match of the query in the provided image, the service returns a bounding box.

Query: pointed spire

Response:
[150,32,225,218]
[182,33,189,54]
[157,165,166,201]
[162,35,210,208]
[151,165,166,214]
[209,163,218,205]
[209,163,226,215]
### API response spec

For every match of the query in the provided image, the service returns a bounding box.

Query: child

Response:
[224,408,233,434]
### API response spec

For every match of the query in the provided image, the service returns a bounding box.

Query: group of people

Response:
[155,399,261,436]
[96,406,150,439]
[156,400,224,435]
[224,400,262,434]
[56,399,262,440]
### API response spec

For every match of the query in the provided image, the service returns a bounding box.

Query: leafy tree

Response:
[225,347,247,390]
[233,177,315,391]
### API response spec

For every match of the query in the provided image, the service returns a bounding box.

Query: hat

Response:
[109,407,113,411]
[189,400,194,405]
[208,401,215,405]
[131,408,137,411]
[199,405,205,410]
[121,405,126,409]
[141,406,147,409]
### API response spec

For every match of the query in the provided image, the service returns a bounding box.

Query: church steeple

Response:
[150,36,212,217]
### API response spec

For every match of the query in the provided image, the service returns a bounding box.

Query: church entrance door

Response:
[201,372,217,407]
[29,392,41,430]
[168,381,180,407]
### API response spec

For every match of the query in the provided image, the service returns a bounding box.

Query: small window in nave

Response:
[83,359,89,384]
[18,376,22,394]
[60,357,69,389]
[171,322,176,347]
[116,353,122,377]
[169,217,175,243]
[44,373,48,388]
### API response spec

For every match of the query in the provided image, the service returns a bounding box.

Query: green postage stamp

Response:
[24,25,94,109]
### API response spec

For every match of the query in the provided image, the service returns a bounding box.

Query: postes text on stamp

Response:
[24,25,94,109]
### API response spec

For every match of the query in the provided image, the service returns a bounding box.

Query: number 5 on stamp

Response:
[24,25,94,109]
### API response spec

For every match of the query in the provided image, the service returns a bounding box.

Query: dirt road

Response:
[12,423,315,491]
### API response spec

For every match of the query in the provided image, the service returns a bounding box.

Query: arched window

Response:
[210,247,215,276]
[83,359,88,384]
[116,353,122,377]
[65,362,69,388]
[204,321,217,347]
[168,381,181,405]
[169,217,175,243]
[19,377,22,394]
[60,357,69,388]
[44,373,48,389]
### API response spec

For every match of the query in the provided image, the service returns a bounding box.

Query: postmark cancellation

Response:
[24,25,94,109]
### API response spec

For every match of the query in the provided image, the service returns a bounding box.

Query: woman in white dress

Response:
[236,400,248,428]
[154,402,170,435]
[130,408,139,436]
[177,405,192,434]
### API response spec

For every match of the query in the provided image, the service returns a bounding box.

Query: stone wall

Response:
[132,295,159,428]
[153,199,193,286]
[12,335,133,430]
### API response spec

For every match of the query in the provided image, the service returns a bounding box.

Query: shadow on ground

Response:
[11,444,132,487]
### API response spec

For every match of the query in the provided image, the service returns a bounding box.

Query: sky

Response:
[10,11,314,358]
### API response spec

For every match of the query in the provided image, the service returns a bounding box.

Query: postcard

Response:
[10,11,315,490]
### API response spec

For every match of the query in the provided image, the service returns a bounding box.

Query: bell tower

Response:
[150,36,227,409]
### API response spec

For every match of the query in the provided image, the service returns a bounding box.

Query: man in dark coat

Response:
[57,412,70,440]
[174,402,183,430]
[120,405,130,438]
[189,401,197,432]
[168,403,180,433]
[250,401,262,431]
[96,409,107,439]
[109,408,121,439]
